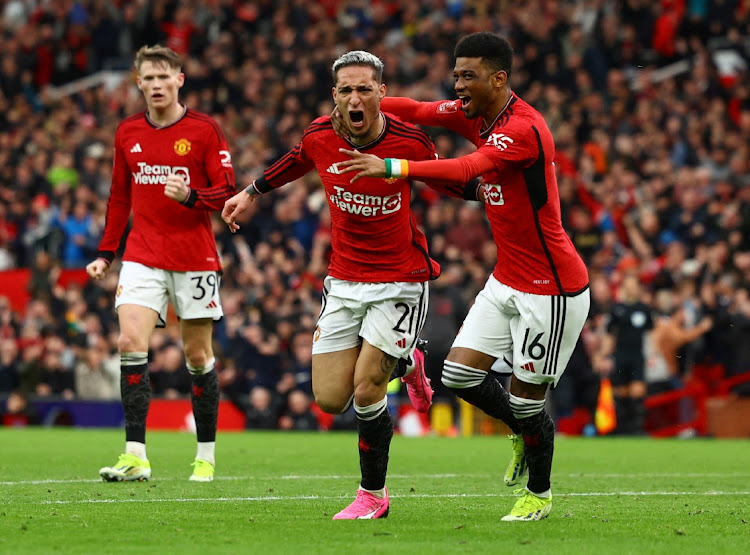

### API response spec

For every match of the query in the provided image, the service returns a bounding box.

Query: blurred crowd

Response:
[1,0,750,433]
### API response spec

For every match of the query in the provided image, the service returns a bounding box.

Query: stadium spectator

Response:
[0,337,20,393]
[230,385,282,431]
[73,333,120,400]
[278,389,320,431]
[0,390,39,427]
[645,288,714,393]
[85,45,236,484]
[221,49,476,520]
[338,32,590,522]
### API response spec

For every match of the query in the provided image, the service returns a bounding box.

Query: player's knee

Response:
[184,348,211,371]
[117,332,147,354]
[441,360,486,390]
[509,393,546,420]
[313,392,349,415]
[353,381,386,408]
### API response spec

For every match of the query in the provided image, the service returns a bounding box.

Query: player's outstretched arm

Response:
[336,149,387,182]
[221,184,258,233]
[338,148,495,184]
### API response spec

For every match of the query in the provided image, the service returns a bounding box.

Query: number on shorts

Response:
[191,274,217,300]
[392,302,416,334]
[521,328,546,360]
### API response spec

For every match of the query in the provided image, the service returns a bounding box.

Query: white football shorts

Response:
[115,261,223,326]
[451,274,589,386]
[312,276,428,358]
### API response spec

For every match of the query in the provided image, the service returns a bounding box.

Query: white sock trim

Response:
[187,357,216,376]
[509,393,545,419]
[527,487,551,498]
[354,398,387,421]
[125,441,147,460]
[442,361,486,388]
[196,441,215,466]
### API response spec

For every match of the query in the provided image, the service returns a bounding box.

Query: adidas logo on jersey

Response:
[326,163,342,174]
[396,338,407,348]
[205,299,218,309]
[130,143,143,153]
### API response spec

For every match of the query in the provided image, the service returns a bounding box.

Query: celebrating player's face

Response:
[333,66,386,144]
[453,57,502,120]
[137,60,185,114]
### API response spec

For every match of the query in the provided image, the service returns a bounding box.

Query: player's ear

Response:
[177,72,185,88]
[379,84,386,101]
[494,70,508,88]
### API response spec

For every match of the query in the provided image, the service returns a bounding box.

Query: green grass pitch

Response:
[1,428,748,554]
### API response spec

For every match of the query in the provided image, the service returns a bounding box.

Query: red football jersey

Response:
[381,95,589,296]
[98,109,236,272]
[255,115,468,283]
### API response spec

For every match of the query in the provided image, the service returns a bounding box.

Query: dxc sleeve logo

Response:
[486,133,514,151]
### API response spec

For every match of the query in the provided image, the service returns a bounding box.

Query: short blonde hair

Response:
[134,45,182,72]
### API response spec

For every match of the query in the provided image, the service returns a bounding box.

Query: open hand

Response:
[330,107,351,141]
[336,148,387,183]
[221,191,255,233]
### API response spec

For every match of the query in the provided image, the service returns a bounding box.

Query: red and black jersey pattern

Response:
[381,94,589,296]
[255,114,471,283]
[98,108,236,272]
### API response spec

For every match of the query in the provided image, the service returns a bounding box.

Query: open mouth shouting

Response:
[349,110,365,130]
[459,95,472,112]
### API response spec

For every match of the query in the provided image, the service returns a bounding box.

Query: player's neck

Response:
[349,112,385,147]
[147,103,186,128]
[482,89,512,129]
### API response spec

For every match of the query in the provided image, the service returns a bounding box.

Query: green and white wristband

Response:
[384,158,409,178]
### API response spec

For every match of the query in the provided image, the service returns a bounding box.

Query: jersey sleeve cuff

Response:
[96,251,115,265]
[254,175,272,194]
[464,178,483,201]
[182,188,197,208]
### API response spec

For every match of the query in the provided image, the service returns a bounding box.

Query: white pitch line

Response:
[2,491,750,507]
[3,472,750,486]
[2,472,750,486]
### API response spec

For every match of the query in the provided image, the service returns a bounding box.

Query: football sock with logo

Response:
[442,362,521,434]
[512,403,555,494]
[188,359,219,444]
[120,352,150,444]
[355,398,393,491]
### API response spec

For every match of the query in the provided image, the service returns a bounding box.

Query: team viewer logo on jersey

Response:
[329,186,401,216]
[484,184,505,205]
[133,163,191,185]
[174,138,192,156]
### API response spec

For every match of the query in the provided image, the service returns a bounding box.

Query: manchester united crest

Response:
[383,177,398,184]
[116,285,123,297]
[174,138,191,156]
